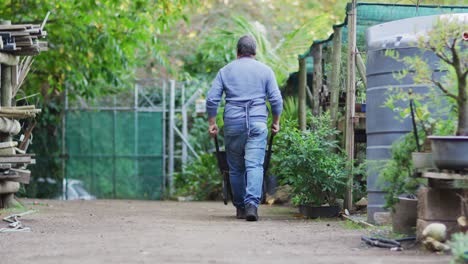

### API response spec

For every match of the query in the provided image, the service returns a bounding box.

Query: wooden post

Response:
[344,0,357,211]
[1,66,12,109]
[356,48,367,87]
[298,57,307,131]
[330,26,342,133]
[312,44,322,116]
[0,20,15,208]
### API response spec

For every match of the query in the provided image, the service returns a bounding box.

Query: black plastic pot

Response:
[299,205,340,219]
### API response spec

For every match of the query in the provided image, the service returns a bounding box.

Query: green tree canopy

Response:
[0,0,192,100]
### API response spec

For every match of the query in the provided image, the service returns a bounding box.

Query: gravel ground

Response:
[0,199,450,264]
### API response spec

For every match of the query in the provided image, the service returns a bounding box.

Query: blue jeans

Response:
[224,121,268,208]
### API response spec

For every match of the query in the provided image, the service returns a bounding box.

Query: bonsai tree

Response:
[378,133,426,210]
[399,16,467,136]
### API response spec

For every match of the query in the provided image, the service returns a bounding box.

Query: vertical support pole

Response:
[62,87,68,200]
[356,48,367,88]
[181,84,188,167]
[168,80,175,196]
[112,96,117,199]
[298,57,307,131]
[344,0,357,211]
[330,26,343,135]
[1,19,14,207]
[161,81,167,196]
[1,65,12,108]
[312,44,322,116]
[134,83,139,198]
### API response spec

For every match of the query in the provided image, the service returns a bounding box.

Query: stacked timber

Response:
[0,17,47,208]
[0,23,48,56]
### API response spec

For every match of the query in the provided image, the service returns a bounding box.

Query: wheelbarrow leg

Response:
[261,133,275,204]
[214,136,231,205]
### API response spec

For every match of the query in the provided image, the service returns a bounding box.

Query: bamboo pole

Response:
[356,48,367,87]
[312,44,322,116]
[344,0,357,211]
[330,26,343,133]
[298,57,307,131]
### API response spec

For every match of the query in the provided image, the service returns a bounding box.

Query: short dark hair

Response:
[237,35,256,56]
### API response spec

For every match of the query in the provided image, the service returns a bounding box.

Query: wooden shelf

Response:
[422,171,468,180]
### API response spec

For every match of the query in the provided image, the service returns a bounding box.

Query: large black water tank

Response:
[365,14,466,223]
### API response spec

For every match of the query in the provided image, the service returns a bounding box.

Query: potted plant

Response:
[384,89,440,170]
[398,16,468,170]
[272,114,348,218]
[378,133,427,234]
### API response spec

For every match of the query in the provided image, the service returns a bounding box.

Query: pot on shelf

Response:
[392,196,418,235]
[428,136,468,170]
[411,152,435,169]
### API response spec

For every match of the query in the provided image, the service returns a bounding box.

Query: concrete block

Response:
[417,187,464,221]
[374,212,392,225]
[392,197,417,235]
[416,219,459,241]
[0,181,20,194]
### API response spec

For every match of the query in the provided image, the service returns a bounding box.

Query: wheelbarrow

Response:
[214,133,275,205]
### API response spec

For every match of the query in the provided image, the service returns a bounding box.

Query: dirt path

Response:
[0,199,449,264]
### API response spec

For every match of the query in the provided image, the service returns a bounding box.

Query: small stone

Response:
[355,197,368,207]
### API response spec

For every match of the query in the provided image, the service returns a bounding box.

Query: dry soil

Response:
[0,199,450,264]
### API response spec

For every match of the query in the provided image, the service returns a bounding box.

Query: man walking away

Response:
[206,35,283,221]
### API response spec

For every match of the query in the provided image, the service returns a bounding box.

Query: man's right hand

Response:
[208,117,218,138]
[271,115,280,135]
[271,122,280,135]
[209,123,218,138]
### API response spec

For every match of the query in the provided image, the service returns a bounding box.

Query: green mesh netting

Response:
[65,110,164,200]
[301,2,468,63]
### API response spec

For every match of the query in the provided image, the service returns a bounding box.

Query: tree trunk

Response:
[298,58,307,131]
[457,76,468,136]
[312,44,322,116]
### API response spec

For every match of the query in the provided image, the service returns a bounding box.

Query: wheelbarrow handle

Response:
[214,135,220,154]
[267,133,274,155]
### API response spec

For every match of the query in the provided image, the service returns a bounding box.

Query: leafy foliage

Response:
[0,0,192,198]
[378,133,426,210]
[385,17,467,136]
[272,113,348,206]
[449,232,468,264]
[0,0,192,99]
[175,153,221,201]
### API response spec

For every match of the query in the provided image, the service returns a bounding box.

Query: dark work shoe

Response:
[236,208,246,219]
[245,204,258,221]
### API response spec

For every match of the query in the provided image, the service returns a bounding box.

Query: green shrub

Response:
[272,113,348,206]
[378,133,426,211]
[175,153,222,200]
[449,232,468,264]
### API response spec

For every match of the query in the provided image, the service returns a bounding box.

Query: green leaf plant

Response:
[271,112,348,206]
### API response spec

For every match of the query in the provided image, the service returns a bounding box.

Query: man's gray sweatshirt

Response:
[206,57,283,124]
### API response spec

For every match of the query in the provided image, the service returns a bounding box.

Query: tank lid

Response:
[366,13,468,52]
